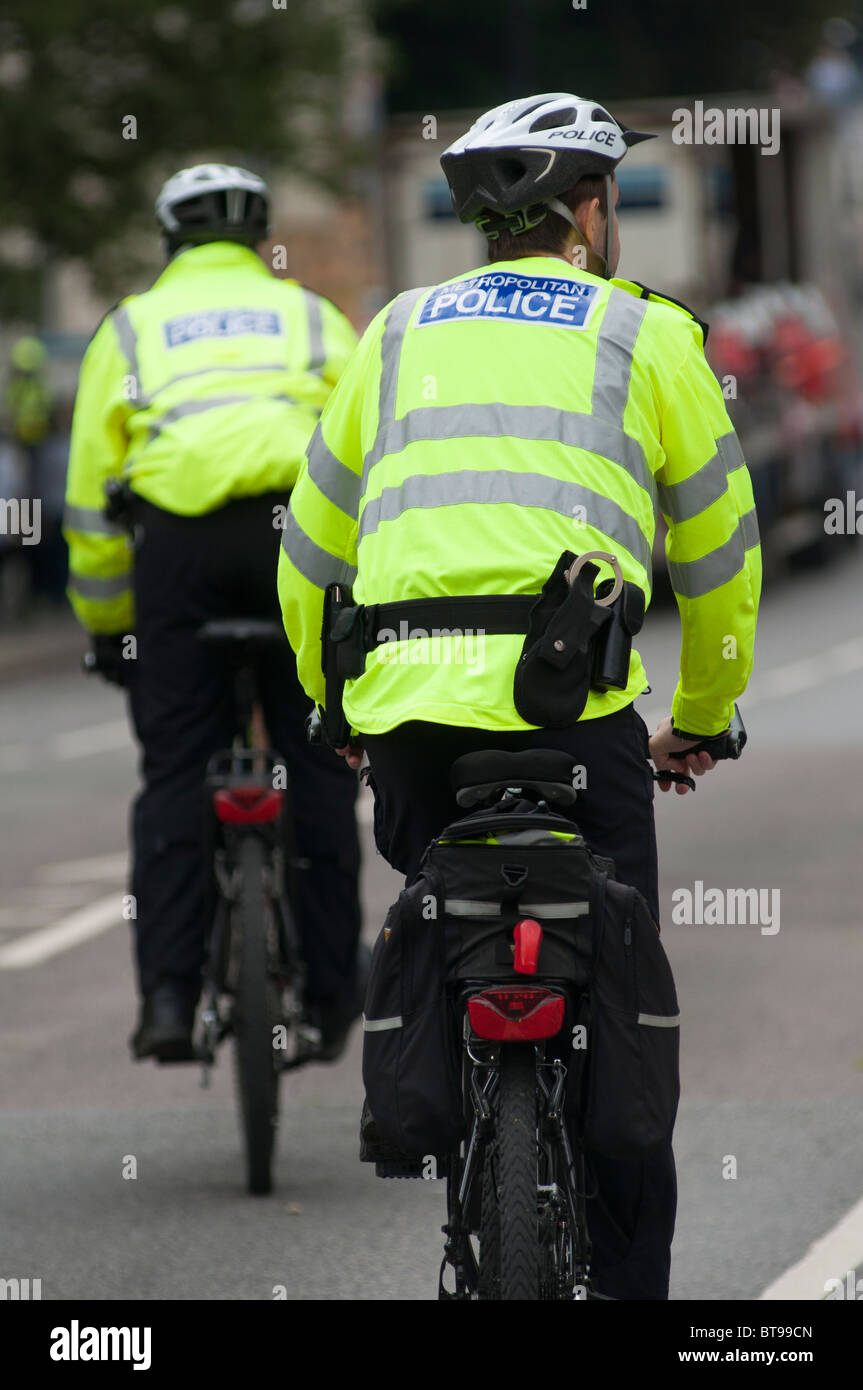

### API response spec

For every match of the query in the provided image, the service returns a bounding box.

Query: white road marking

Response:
[758,1191,863,1300]
[0,894,121,970]
[0,907,74,929]
[0,719,131,772]
[53,720,131,760]
[37,852,128,884]
[638,633,863,733]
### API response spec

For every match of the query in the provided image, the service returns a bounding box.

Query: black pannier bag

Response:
[361,796,680,1161]
[360,866,463,1160]
[568,878,680,1160]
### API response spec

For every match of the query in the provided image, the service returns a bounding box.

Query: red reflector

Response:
[514,918,543,974]
[467,986,565,1041]
[213,787,283,824]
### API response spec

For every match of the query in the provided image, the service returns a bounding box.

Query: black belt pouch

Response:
[513,551,613,728]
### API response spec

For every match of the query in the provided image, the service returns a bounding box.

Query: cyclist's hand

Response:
[336,741,364,771]
[84,633,130,688]
[649,715,716,795]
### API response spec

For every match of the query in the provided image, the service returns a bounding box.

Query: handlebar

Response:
[653,703,747,791]
[675,704,747,761]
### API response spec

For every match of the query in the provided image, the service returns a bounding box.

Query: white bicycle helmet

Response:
[155,163,270,249]
[441,93,654,258]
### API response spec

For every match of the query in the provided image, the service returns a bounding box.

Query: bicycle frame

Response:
[197,646,309,1080]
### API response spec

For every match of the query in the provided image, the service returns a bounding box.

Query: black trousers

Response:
[126,492,361,1005]
[363,705,676,1301]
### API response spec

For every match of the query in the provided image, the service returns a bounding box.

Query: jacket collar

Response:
[154,241,270,285]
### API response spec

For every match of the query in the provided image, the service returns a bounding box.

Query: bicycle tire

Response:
[478,1144,501,1298]
[232,834,282,1196]
[488,1044,540,1300]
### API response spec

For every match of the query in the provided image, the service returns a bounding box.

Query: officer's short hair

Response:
[486,174,609,264]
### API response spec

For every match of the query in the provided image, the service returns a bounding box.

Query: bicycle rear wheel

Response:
[480,1044,539,1300]
[232,834,282,1195]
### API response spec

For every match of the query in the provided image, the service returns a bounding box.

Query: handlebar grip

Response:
[679,703,747,761]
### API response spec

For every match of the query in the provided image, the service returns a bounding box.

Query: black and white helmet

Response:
[441,93,654,235]
[155,163,270,249]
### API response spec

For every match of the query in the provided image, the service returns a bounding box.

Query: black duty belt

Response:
[356,594,537,651]
[318,555,644,749]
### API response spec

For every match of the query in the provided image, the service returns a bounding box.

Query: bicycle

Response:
[434,710,747,1299]
[195,618,323,1196]
[86,482,329,1197]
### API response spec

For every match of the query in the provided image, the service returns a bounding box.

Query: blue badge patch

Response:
[416,274,599,329]
[163,308,283,349]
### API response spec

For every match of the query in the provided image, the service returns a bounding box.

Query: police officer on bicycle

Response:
[64,163,364,1065]
[278,96,761,1299]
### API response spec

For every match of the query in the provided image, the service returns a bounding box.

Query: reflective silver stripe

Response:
[667,506,760,599]
[362,1014,403,1032]
[63,505,125,536]
[741,505,760,549]
[445,899,589,918]
[303,290,325,374]
[307,424,361,519]
[360,468,652,575]
[112,303,140,383]
[280,509,357,589]
[376,286,428,433]
[148,362,290,405]
[658,451,726,524]
[718,430,746,476]
[147,392,297,444]
[657,431,747,525]
[363,403,656,506]
[68,572,132,599]
[591,290,647,428]
[521,900,589,917]
[637,1012,680,1028]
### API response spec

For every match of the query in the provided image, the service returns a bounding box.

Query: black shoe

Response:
[131,982,198,1063]
[309,942,373,1064]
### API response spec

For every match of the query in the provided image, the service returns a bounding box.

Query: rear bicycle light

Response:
[467,986,565,1041]
[213,786,283,824]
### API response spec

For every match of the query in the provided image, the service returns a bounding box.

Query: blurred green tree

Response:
[0,0,362,300]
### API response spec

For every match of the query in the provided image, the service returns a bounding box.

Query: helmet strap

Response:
[546,196,609,279]
[476,202,549,239]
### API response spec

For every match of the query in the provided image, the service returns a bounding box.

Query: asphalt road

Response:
[1,548,862,1301]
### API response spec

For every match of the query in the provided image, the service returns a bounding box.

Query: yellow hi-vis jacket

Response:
[63,241,358,634]
[278,256,761,737]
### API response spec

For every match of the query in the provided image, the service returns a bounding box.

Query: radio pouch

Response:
[513,551,613,728]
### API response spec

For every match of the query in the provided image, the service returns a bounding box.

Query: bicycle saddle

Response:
[197,619,287,648]
[451,748,579,808]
